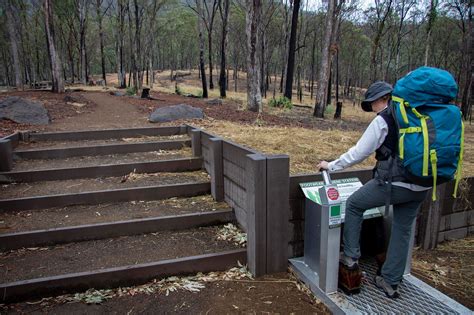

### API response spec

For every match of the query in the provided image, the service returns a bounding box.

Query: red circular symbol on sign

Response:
[327,188,339,201]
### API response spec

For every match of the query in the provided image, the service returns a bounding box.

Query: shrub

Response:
[268,96,292,109]
[324,105,334,116]
[175,84,183,95]
[126,86,137,96]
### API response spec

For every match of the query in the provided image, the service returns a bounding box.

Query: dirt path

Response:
[44,92,149,131]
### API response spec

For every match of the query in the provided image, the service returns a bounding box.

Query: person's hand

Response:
[317,161,329,171]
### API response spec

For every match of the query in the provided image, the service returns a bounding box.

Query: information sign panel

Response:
[300,178,382,222]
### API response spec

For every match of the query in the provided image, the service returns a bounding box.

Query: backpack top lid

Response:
[393,66,458,107]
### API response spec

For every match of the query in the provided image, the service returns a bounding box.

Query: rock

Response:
[149,104,204,123]
[110,91,125,97]
[206,98,222,106]
[67,102,86,108]
[0,96,50,125]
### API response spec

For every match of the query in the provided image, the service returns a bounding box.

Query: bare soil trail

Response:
[45,92,150,131]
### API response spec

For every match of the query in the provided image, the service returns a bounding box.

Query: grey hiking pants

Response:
[343,179,427,285]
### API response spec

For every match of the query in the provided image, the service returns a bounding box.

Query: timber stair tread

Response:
[10,149,193,172]
[0,195,228,234]
[0,226,243,284]
[0,171,210,200]
[15,135,189,151]
[13,139,191,159]
[1,157,203,183]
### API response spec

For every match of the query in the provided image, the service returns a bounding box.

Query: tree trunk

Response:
[196,0,208,98]
[245,0,262,112]
[279,0,291,94]
[219,0,230,98]
[133,0,141,90]
[283,0,301,100]
[43,0,64,93]
[78,0,88,85]
[310,36,316,99]
[424,0,437,66]
[116,0,126,88]
[5,0,22,89]
[460,6,472,120]
[314,0,335,117]
[208,33,214,89]
[370,0,393,81]
[96,0,107,85]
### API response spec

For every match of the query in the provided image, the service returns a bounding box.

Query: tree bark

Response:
[5,0,22,89]
[96,0,107,85]
[283,0,301,100]
[279,0,291,93]
[314,0,335,117]
[219,0,230,98]
[116,0,126,88]
[77,0,88,85]
[245,0,262,112]
[196,0,208,98]
[424,0,437,66]
[370,0,393,81]
[460,3,472,120]
[43,0,64,93]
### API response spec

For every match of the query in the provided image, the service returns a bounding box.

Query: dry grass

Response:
[193,119,474,177]
[195,120,376,175]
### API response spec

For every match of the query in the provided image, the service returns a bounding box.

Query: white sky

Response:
[305,0,373,12]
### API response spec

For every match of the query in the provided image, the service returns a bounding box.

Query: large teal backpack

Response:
[391,67,464,200]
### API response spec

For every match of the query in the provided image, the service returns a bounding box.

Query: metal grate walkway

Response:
[330,258,466,314]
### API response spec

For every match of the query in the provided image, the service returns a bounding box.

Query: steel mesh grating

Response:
[332,259,461,314]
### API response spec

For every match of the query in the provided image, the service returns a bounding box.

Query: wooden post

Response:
[0,139,13,171]
[421,184,446,249]
[191,129,202,157]
[266,155,290,273]
[209,138,224,201]
[179,125,188,135]
[246,153,267,276]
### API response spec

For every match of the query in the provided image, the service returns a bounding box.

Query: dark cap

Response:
[361,81,393,112]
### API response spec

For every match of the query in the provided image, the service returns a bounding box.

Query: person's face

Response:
[371,97,388,113]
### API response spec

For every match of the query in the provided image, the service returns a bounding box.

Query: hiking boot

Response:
[338,262,362,294]
[339,254,362,294]
[375,275,400,299]
[340,254,359,270]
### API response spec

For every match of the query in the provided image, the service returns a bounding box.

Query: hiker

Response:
[317,81,431,299]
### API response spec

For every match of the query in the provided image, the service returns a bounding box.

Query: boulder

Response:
[110,91,125,97]
[0,96,50,125]
[149,104,204,123]
[206,98,222,106]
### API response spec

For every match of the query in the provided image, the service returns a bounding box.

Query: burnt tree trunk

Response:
[314,0,335,117]
[77,0,88,85]
[196,0,208,98]
[283,0,301,100]
[116,0,126,88]
[96,0,107,85]
[218,0,230,98]
[245,0,262,112]
[5,0,22,89]
[43,0,64,93]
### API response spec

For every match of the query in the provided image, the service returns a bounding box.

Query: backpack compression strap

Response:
[453,120,465,198]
